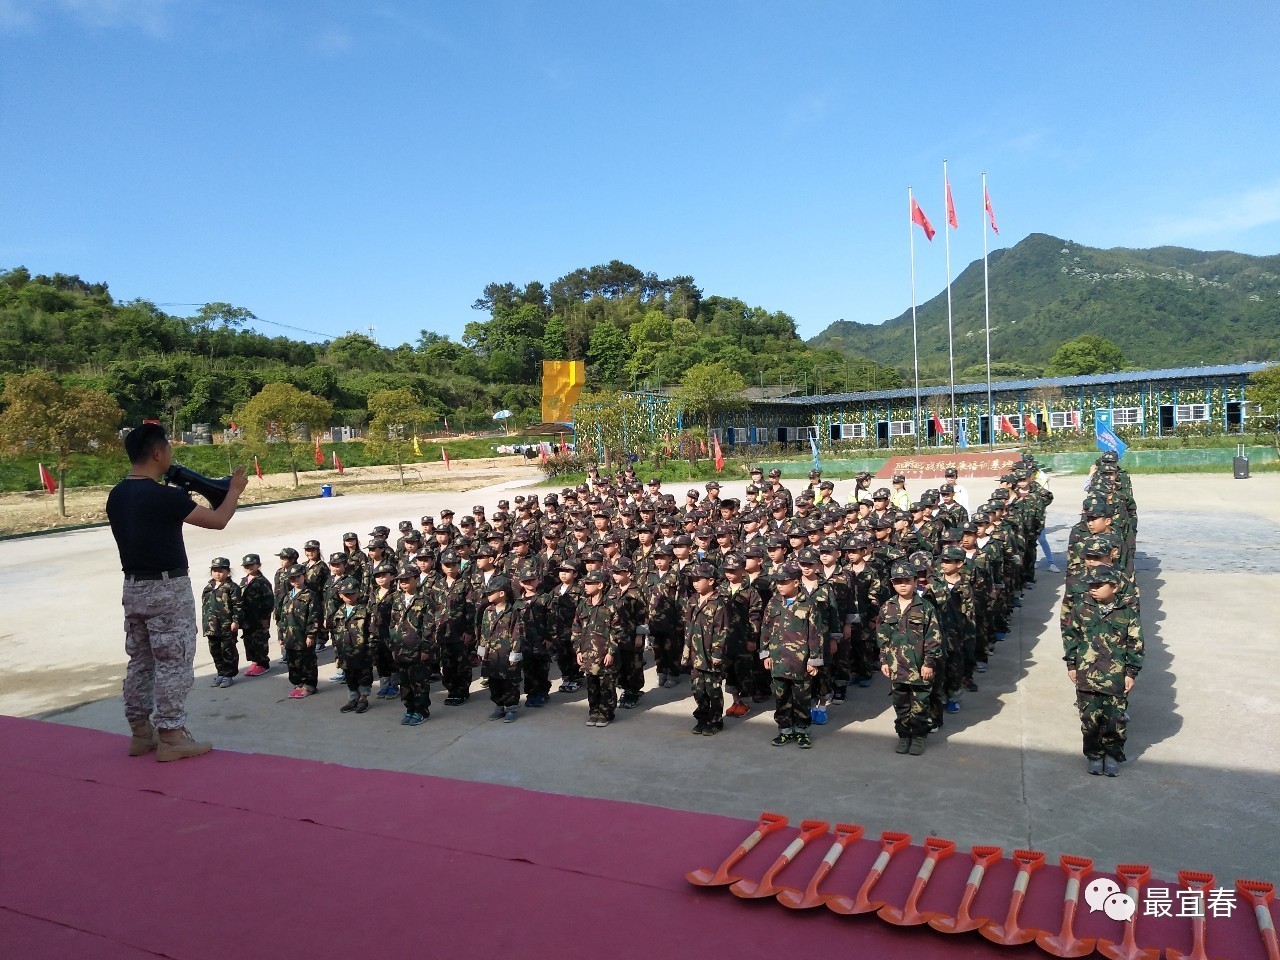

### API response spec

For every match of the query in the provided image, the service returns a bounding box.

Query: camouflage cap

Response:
[941,545,966,562]
[369,525,390,538]
[1085,500,1115,518]
[336,576,362,595]
[1086,565,1121,586]
[438,549,459,565]
[941,527,963,543]
[773,563,802,583]
[689,562,718,580]
[611,557,635,573]
[768,468,782,477]
[939,483,955,495]
[721,553,745,571]
[367,539,388,551]
[871,516,893,530]
[398,521,414,532]
[304,539,320,550]
[516,564,542,582]
[873,487,891,499]
[403,530,422,542]
[743,543,767,559]
[819,537,842,553]
[342,531,358,541]
[1083,535,1115,557]
[420,516,434,525]
[654,543,675,558]
[242,553,261,566]
[671,534,693,548]
[475,545,496,558]
[890,561,917,581]
[796,547,820,565]
[394,566,418,581]
[944,467,958,477]
[287,563,306,578]
[583,571,609,586]
[210,557,231,569]
[414,548,436,561]
[485,574,511,594]
[328,553,347,564]
[373,562,397,576]
[766,535,788,549]
[582,550,605,563]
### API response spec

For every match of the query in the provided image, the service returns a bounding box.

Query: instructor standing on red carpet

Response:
[106,423,248,761]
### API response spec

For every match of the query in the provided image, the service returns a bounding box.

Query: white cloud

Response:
[1150,181,1280,242]
[0,0,176,36]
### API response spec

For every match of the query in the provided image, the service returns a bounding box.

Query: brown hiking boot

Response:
[156,726,213,762]
[129,720,158,756]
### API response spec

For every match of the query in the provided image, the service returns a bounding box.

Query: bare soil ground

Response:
[0,457,541,537]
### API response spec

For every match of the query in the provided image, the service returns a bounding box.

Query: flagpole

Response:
[908,186,921,450]
[982,170,994,449]
[944,159,956,450]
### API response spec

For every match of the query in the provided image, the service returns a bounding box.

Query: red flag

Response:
[712,434,724,472]
[700,438,708,456]
[540,444,548,464]
[663,431,672,457]
[443,416,450,434]
[985,188,999,234]
[945,178,958,229]
[911,198,935,241]
[1024,415,1039,437]
[38,463,56,494]
[254,455,263,480]
[999,415,1018,437]
[932,412,946,436]
[314,439,324,465]
[1071,410,1081,431]
[334,452,344,474]
[559,433,568,454]
[441,446,450,470]
[228,420,237,432]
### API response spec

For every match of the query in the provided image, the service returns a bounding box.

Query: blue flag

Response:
[957,418,969,449]
[809,434,820,471]
[1093,409,1128,459]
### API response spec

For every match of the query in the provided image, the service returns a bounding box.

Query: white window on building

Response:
[783,426,818,442]
[728,427,750,444]
[889,420,915,437]
[838,422,866,439]
[1174,404,1209,423]
[1049,411,1073,430]
[937,417,961,434]
[1110,406,1143,425]
[1004,414,1023,430]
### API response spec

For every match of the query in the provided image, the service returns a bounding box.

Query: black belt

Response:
[124,568,188,582]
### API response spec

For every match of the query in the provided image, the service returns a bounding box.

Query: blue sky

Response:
[4,1,1279,347]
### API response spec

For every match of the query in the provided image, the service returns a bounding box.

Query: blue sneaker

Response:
[995,632,1007,641]
[384,684,399,698]
[946,700,961,714]
[857,678,872,688]
[400,712,413,725]
[407,712,426,726]
[810,705,828,725]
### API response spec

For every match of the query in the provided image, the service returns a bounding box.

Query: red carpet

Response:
[0,715,1272,960]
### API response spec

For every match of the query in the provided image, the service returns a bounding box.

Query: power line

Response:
[153,303,348,341]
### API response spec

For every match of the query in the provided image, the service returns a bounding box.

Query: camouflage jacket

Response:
[876,593,942,687]
[515,592,554,658]
[435,576,474,646]
[273,565,292,622]
[239,573,274,626]
[644,567,684,636]
[1059,571,1141,634]
[279,587,321,649]
[478,602,524,680]
[369,587,395,641]
[1062,594,1143,695]
[571,596,621,675]
[610,584,647,650]
[719,580,764,656]
[844,562,885,627]
[924,573,977,656]
[801,579,841,644]
[684,592,730,674]
[303,558,330,598]
[333,601,372,659]
[550,582,582,643]
[389,591,434,663]
[201,579,241,637]
[760,593,823,681]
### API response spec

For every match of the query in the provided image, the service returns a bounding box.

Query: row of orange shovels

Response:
[686,813,1279,960]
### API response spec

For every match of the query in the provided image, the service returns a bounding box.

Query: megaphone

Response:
[164,464,230,509]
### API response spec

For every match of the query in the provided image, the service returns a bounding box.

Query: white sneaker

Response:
[1049,563,1061,573]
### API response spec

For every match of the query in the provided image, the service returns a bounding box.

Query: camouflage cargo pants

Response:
[890,682,932,738]
[398,659,431,715]
[615,645,644,696]
[690,669,723,724]
[652,629,683,677]
[772,676,811,731]
[344,653,373,697]
[440,643,473,698]
[1076,692,1128,761]
[242,622,271,668]
[122,576,197,731]
[521,655,551,697]
[207,632,239,678]
[586,671,617,722]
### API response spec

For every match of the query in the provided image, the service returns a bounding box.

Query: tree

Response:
[1248,363,1280,432]
[0,371,122,516]
[674,361,748,435]
[542,315,567,361]
[366,388,426,486]
[233,382,333,488]
[587,322,629,386]
[189,302,256,360]
[1044,335,1127,377]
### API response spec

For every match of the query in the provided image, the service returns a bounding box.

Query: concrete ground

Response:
[2,470,1277,884]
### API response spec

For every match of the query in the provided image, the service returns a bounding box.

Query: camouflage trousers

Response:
[828,632,853,690]
[726,650,763,699]
[373,637,395,679]
[690,669,723,724]
[398,659,431,715]
[891,682,932,738]
[344,653,373,697]
[772,676,811,732]
[207,631,239,678]
[242,622,271,668]
[586,671,617,722]
[1077,692,1128,761]
[440,643,473,698]
[615,645,644,696]
[122,576,197,731]
[284,643,318,690]
[651,629,683,677]
[521,655,551,698]
[555,634,583,683]
[489,676,521,709]
[851,624,878,682]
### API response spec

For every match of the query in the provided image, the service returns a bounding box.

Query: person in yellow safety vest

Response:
[889,474,912,512]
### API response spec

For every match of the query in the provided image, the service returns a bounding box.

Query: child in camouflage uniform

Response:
[572,570,620,727]
[238,554,274,676]
[877,560,942,756]
[390,567,433,725]
[280,564,321,698]
[478,575,524,723]
[1061,565,1143,777]
[333,577,373,714]
[201,558,241,687]
[759,564,822,749]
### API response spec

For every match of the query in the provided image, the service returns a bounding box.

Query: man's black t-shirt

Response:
[106,478,197,574]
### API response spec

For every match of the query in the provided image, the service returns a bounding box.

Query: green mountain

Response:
[809,233,1280,383]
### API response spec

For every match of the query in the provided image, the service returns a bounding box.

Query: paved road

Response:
[2,471,1277,883]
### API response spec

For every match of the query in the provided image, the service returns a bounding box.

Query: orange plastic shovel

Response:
[1236,879,1279,960]
[1097,864,1160,960]
[685,812,788,887]
[1036,855,1097,958]
[980,848,1047,945]
[827,830,911,915]
[930,845,1004,934]
[776,823,864,910]
[729,819,830,899]
[1166,871,1217,960]
[878,836,957,926]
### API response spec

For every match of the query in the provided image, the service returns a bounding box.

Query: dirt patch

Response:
[0,458,541,537]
